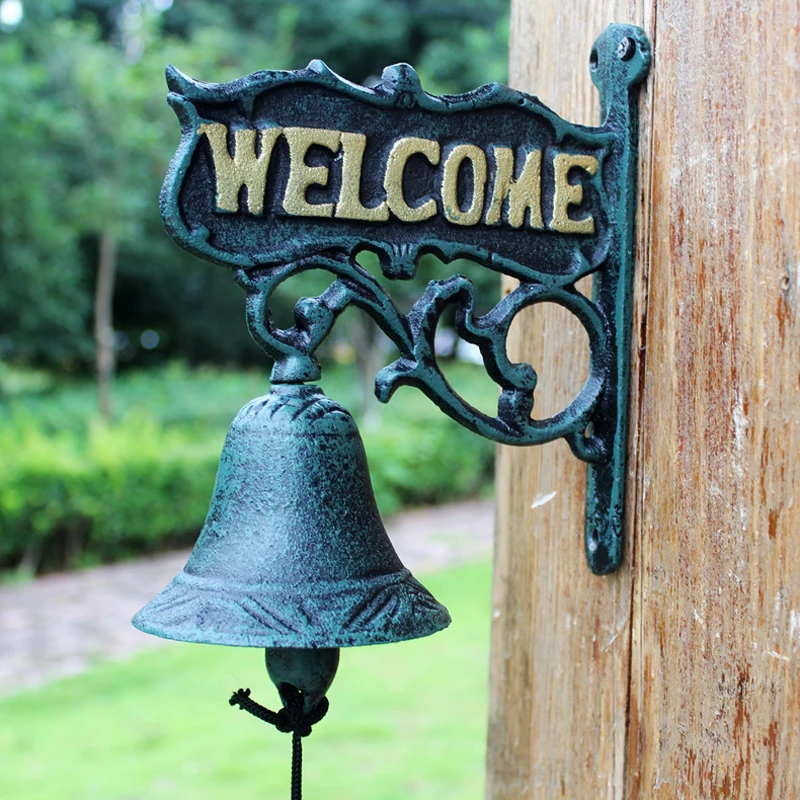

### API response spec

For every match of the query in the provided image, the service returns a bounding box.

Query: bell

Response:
[133,382,450,795]
[133,382,452,797]
[132,382,451,651]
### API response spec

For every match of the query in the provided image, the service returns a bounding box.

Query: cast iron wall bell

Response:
[133,23,650,798]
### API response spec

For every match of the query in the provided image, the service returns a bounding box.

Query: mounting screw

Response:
[617,37,636,61]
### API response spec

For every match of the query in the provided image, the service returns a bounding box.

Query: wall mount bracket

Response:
[159,23,651,574]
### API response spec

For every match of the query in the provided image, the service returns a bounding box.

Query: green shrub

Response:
[0,364,496,574]
[0,414,223,570]
[365,419,494,516]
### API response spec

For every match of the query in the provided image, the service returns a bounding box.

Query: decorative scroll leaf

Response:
[237,254,608,453]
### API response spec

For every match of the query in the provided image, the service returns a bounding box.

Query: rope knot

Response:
[229,685,329,800]
[228,684,329,737]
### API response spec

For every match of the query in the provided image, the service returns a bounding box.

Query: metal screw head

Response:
[617,37,636,61]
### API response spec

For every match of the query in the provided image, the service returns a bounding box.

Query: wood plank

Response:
[490,0,800,797]
[487,2,650,798]
[627,1,800,796]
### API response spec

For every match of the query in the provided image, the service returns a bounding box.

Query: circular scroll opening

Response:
[438,331,505,418]
[507,299,592,422]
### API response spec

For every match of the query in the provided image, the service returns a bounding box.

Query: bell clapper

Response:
[229,648,340,800]
[265,647,340,713]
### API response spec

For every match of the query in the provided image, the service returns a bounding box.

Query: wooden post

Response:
[488,1,800,798]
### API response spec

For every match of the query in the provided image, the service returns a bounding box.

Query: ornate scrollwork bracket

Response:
[159,24,650,574]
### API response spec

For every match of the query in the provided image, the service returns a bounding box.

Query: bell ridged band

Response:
[132,567,450,648]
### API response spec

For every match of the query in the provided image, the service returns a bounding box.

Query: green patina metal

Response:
[134,26,650,792]
[152,23,649,575]
[132,384,450,648]
[132,383,452,798]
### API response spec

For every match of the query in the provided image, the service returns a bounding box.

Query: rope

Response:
[229,686,329,800]
[291,731,302,800]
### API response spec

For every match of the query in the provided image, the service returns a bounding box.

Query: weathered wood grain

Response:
[487,2,648,799]
[627,1,800,797]
[489,1,800,797]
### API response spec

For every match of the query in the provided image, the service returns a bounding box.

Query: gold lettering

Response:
[282,127,341,218]
[197,123,280,215]
[550,153,598,234]
[441,145,488,226]
[335,132,389,222]
[384,137,440,222]
[484,147,514,225]
[485,147,544,229]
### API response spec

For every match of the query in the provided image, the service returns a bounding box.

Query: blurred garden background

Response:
[0,0,509,797]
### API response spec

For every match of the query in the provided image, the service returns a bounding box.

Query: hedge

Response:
[0,386,494,573]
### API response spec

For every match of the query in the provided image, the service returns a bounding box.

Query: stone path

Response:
[0,498,494,697]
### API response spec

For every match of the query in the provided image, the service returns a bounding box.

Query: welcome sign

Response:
[159,24,650,575]
[161,60,618,279]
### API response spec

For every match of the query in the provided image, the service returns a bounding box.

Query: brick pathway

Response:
[0,499,493,696]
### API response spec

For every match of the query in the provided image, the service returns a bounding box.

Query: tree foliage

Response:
[0,0,508,373]
[0,32,89,365]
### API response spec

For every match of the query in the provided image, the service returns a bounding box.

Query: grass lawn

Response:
[0,560,492,800]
